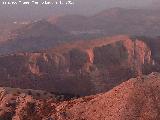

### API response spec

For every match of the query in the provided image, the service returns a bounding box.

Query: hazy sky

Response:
[0,0,158,20]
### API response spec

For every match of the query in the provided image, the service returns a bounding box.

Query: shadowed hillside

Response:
[0,35,159,96]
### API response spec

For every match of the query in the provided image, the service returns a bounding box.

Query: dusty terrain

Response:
[0,73,160,120]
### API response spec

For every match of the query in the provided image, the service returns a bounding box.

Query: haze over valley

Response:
[1,0,160,120]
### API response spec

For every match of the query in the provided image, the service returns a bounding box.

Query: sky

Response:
[0,0,158,20]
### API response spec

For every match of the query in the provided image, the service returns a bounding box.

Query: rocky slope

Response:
[0,87,61,120]
[0,35,158,96]
[55,72,160,120]
[1,73,160,120]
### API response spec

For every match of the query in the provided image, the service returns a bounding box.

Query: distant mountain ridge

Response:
[0,20,71,54]
[1,8,160,54]
[48,8,160,37]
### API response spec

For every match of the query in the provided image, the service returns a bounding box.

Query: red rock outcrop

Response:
[0,35,156,95]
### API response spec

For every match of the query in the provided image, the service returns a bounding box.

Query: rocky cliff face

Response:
[0,35,157,95]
